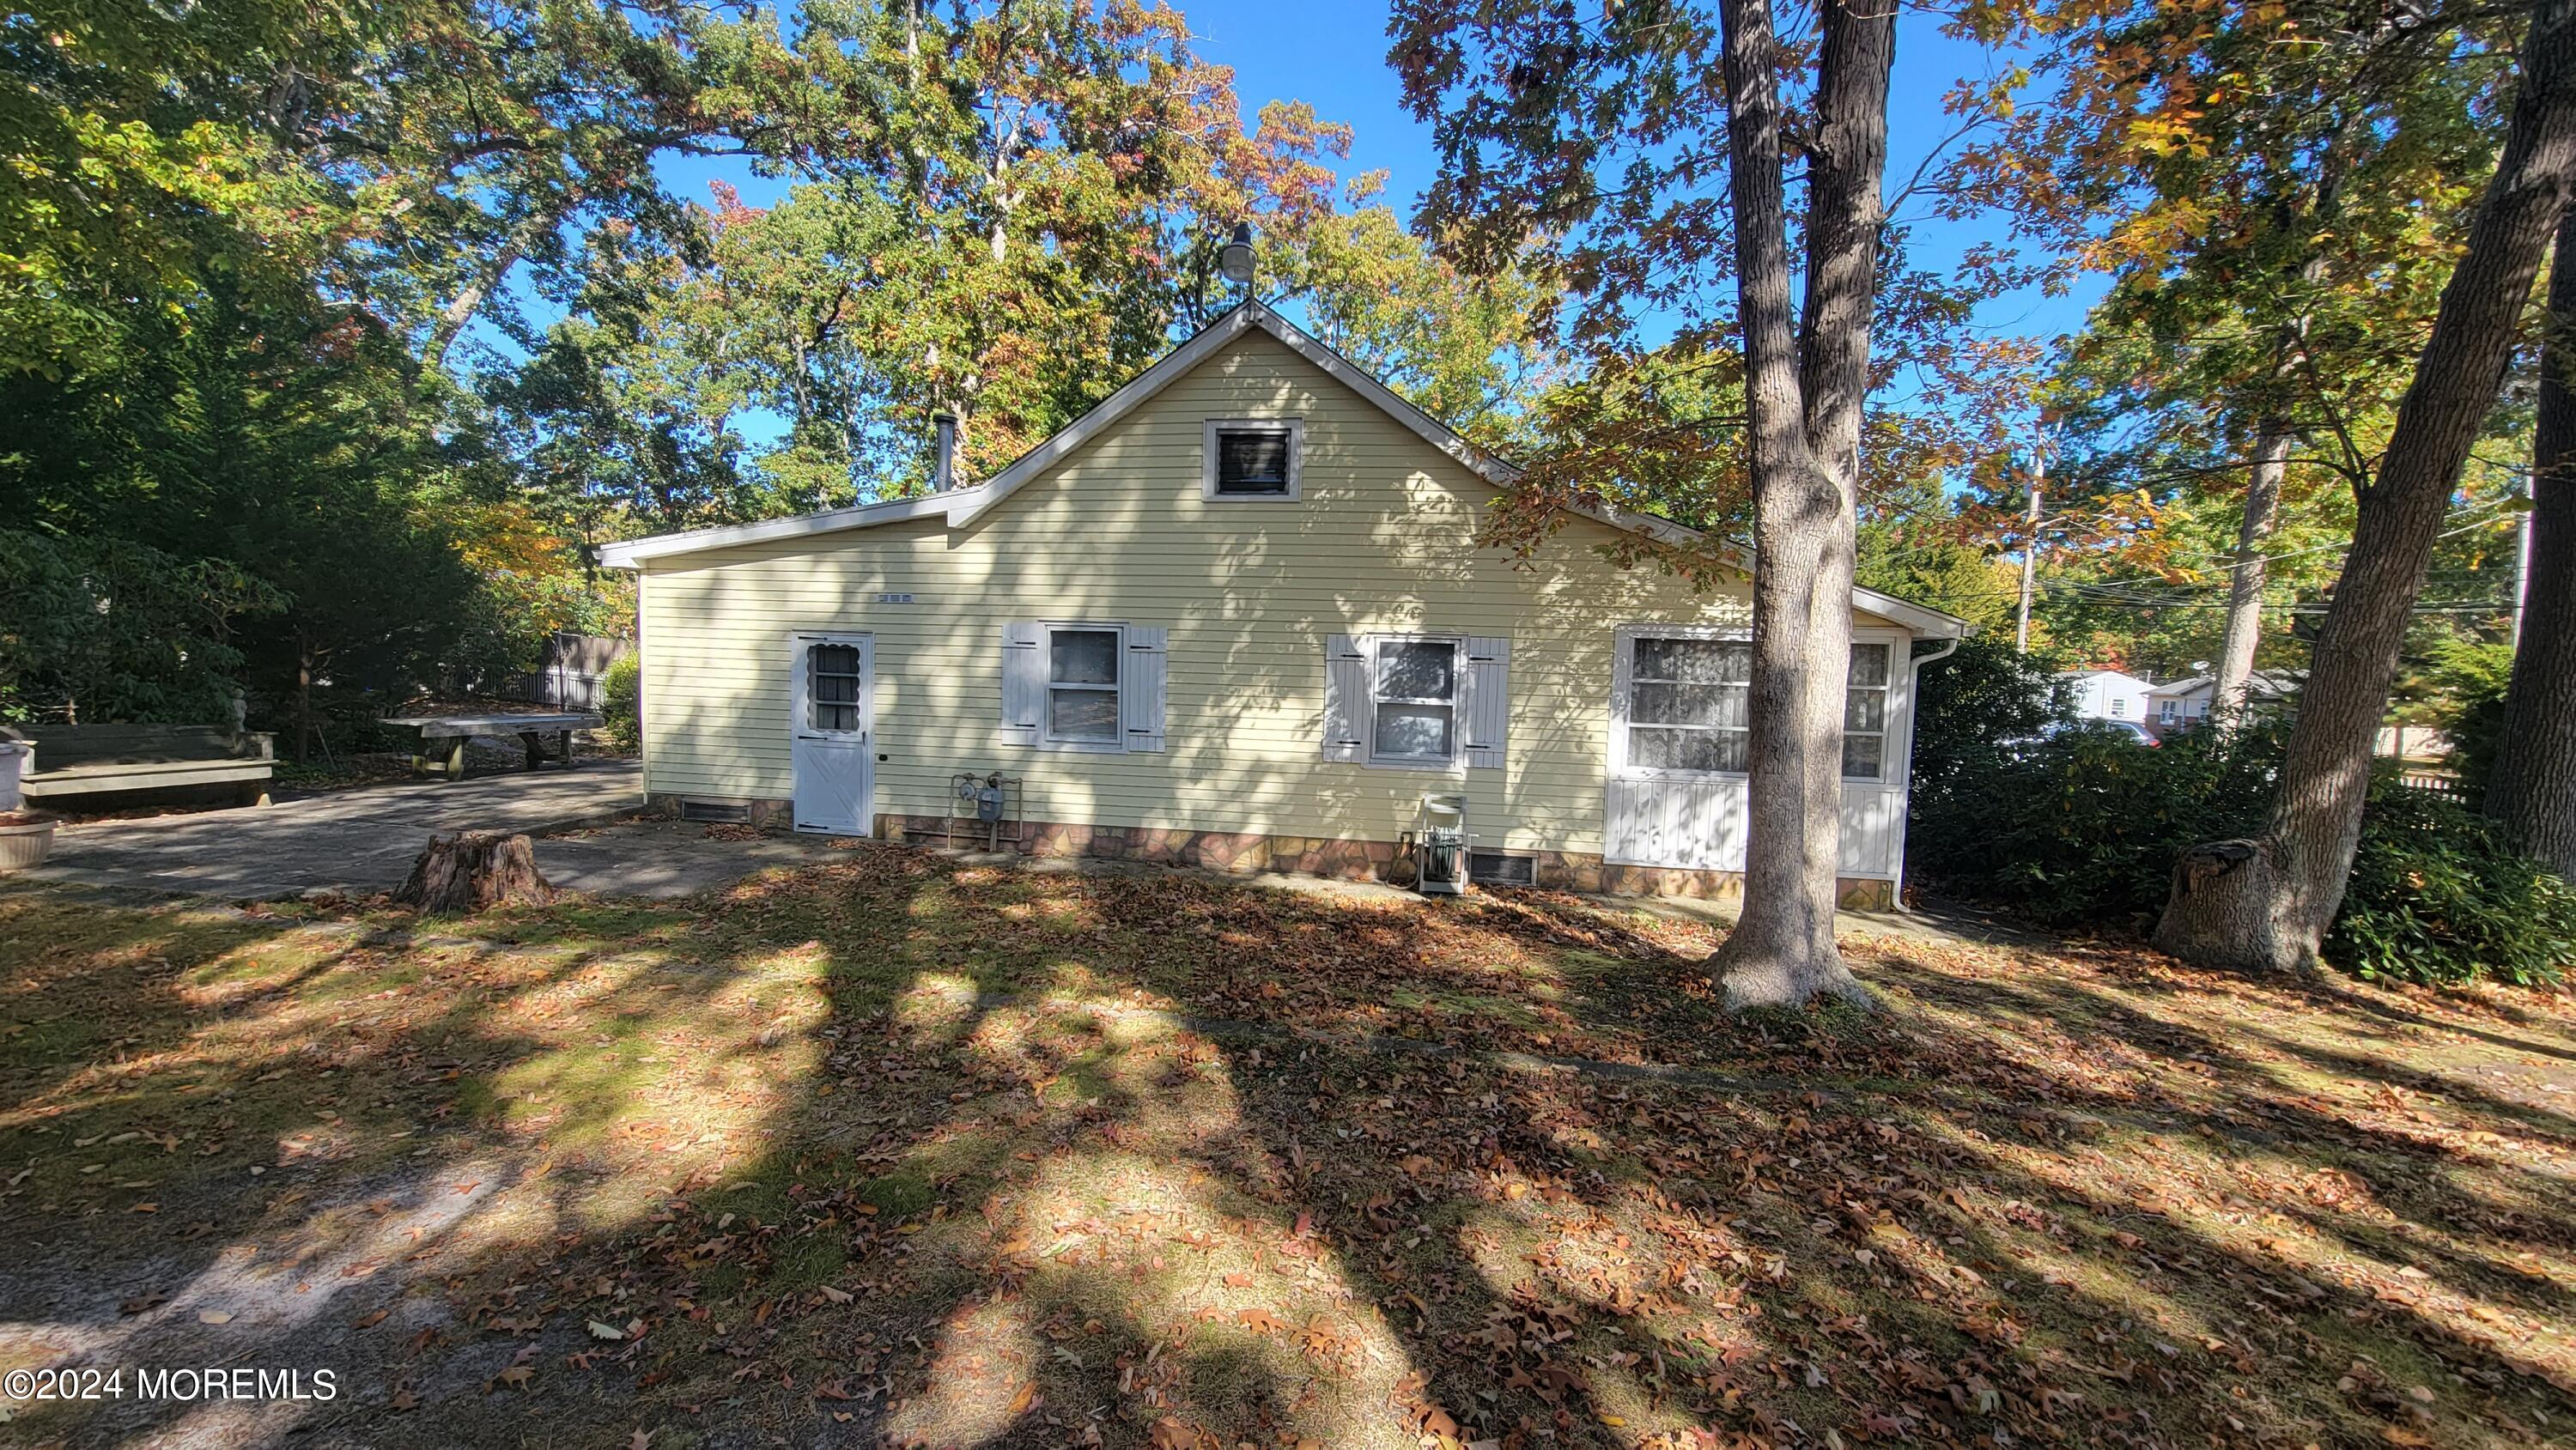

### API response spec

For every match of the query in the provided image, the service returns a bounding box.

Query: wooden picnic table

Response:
[380,712,602,780]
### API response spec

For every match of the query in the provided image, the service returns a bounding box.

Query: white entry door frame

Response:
[789,632,875,835]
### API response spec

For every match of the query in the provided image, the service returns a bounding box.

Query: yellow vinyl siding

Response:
[641,329,1904,856]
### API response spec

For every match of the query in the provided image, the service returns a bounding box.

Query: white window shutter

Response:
[1122,626,1167,753]
[1322,634,1367,762]
[999,621,1042,746]
[1462,635,1510,769]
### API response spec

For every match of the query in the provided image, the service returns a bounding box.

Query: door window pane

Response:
[1634,636,1750,683]
[808,643,863,732]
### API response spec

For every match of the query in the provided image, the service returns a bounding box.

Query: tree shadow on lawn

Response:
[0,850,2571,1448]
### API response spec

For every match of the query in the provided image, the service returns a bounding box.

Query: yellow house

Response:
[599,303,1967,907]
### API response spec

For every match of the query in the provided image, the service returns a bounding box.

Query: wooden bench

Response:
[9,725,276,810]
[380,713,602,780]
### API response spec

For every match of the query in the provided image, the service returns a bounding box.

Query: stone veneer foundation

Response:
[869,810,1898,912]
[646,797,1895,910]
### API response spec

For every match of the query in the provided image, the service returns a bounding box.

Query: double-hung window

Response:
[1370,637,1460,764]
[1045,625,1123,745]
[1203,419,1303,500]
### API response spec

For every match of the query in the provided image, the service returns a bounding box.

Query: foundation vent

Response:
[679,799,753,824]
[1468,851,1537,887]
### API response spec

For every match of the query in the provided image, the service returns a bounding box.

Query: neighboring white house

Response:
[2060,670,2154,725]
[2148,670,2300,734]
[597,301,1970,907]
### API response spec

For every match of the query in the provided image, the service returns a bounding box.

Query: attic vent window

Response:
[1204,419,1303,501]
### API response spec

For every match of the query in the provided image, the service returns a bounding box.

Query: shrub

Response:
[601,652,641,753]
[1911,717,2281,928]
[1911,641,2280,926]
[0,531,280,725]
[1910,655,2575,983]
[2329,778,2576,986]
[1909,637,2075,811]
[2416,638,2512,804]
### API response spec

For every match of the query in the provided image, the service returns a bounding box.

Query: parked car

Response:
[1999,718,2161,757]
[2088,719,2161,748]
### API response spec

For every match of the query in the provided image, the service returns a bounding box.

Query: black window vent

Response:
[679,799,752,823]
[1469,851,1537,887]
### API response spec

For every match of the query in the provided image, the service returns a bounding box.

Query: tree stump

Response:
[394,831,551,913]
[2150,838,2309,974]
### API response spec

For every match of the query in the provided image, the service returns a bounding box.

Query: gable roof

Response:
[2153,670,2302,701]
[598,300,1969,638]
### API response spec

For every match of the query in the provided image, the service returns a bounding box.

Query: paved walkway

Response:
[23,768,2022,942]
[25,762,653,900]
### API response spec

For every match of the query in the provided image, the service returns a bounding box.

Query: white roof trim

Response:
[943,300,1525,527]
[594,300,1968,637]
[598,489,969,568]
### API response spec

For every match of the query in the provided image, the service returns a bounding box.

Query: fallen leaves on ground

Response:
[0,848,2570,1449]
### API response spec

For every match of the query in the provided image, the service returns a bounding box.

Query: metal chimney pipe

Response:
[932,411,957,493]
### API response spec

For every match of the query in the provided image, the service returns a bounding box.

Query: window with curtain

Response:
[808,642,863,732]
[1842,642,1891,780]
[1619,634,1893,780]
[1626,635,1751,772]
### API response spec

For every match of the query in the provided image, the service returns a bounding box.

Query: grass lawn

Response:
[0,842,2571,1448]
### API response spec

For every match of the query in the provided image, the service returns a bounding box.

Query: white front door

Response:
[790,633,874,835]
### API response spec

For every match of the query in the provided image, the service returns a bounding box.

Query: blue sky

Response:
[639,0,2106,446]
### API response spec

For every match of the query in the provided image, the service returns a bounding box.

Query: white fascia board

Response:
[1855,588,1973,638]
[598,490,970,568]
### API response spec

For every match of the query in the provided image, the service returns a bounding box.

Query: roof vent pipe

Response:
[932,410,957,493]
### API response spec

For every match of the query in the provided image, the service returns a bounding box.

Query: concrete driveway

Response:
[14,761,831,901]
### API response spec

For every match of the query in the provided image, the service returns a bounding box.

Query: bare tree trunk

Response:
[2488,209,2576,877]
[422,204,564,372]
[2155,0,2576,973]
[1710,0,1891,1010]
[2213,422,2291,717]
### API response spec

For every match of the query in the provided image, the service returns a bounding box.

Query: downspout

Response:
[634,569,649,810]
[1888,635,1963,912]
